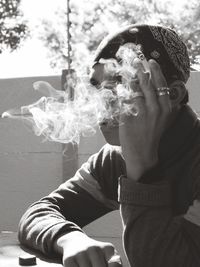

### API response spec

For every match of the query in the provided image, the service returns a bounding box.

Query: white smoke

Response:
[2,43,148,144]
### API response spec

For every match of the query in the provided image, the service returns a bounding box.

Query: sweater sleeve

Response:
[118,176,200,267]
[18,145,119,256]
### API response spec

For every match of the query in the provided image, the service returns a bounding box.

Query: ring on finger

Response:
[157,91,170,96]
[156,87,170,97]
[131,91,145,99]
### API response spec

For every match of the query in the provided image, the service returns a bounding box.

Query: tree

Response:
[0,0,28,53]
[37,0,200,71]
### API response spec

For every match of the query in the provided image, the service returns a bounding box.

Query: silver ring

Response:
[156,87,170,92]
[131,91,144,99]
[156,87,170,97]
[157,91,170,96]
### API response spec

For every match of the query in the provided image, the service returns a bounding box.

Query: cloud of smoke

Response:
[2,43,147,144]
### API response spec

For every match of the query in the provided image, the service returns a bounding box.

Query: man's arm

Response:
[18,145,121,266]
[117,59,200,266]
[18,173,111,254]
[119,176,200,267]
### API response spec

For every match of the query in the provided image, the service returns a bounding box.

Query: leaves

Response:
[36,0,200,71]
[0,0,28,53]
[2,0,199,70]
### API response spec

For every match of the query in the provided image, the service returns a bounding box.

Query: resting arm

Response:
[18,148,119,256]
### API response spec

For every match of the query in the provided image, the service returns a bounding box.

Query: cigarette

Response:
[0,113,32,118]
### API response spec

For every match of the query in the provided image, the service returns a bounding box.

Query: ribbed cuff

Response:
[118,176,171,207]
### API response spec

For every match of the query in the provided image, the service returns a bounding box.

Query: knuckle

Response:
[87,245,101,254]
[76,251,87,258]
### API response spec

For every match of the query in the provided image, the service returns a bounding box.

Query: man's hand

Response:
[54,231,122,267]
[119,59,172,181]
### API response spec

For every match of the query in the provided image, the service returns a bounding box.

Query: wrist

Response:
[126,165,145,181]
[126,159,158,181]
[54,231,85,255]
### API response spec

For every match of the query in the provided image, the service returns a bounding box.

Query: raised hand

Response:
[119,59,171,181]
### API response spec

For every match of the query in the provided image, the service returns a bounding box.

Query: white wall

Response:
[0,76,65,231]
[186,71,200,113]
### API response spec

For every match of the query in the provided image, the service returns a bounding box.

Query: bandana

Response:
[93,24,190,83]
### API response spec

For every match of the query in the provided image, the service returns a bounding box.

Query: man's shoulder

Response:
[88,144,125,176]
[94,144,123,162]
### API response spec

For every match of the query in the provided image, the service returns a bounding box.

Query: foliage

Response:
[37,0,200,71]
[0,0,28,53]
[0,0,199,70]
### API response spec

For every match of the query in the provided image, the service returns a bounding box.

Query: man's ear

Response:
[169,80,187,107]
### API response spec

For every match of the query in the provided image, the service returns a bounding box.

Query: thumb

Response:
[108,253,123,266]
[103,243,122,265]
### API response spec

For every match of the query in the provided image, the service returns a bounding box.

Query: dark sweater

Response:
[18,105,200,267]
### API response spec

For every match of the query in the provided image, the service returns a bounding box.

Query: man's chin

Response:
[99,124,120,146]
[106,139,120,146]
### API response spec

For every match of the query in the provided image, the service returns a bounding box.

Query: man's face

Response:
[90,62,120,146]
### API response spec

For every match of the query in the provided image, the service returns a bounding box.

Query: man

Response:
[18,24,200,267]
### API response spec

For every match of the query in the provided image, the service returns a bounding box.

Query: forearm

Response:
[18,200,83,256]
[118,177,200,267]
[18,177,112,256]
[18,146,121,258]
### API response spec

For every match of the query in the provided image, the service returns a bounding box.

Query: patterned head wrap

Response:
[93,24,190,83]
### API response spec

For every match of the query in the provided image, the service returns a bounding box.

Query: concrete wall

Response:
[0,72,199,267]
[186,71,200,113]
[0,76,64,231]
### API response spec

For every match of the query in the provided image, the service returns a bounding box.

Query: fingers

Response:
[129,79,145,115]
[102,242,115,261]
[63,243,118,267]
[64,251,105,267]
[126,59,147,115]
[76,252,92,267]
[133,57,145,72]
[134,58,171,115]
[88,247,107,267]
[149,59,167,87]
[108,254,123,266]
[135,60,157,109]
[104,244,122,267]
[149,59,171,113]
[64,257,79,267]
[108,262,123,267]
